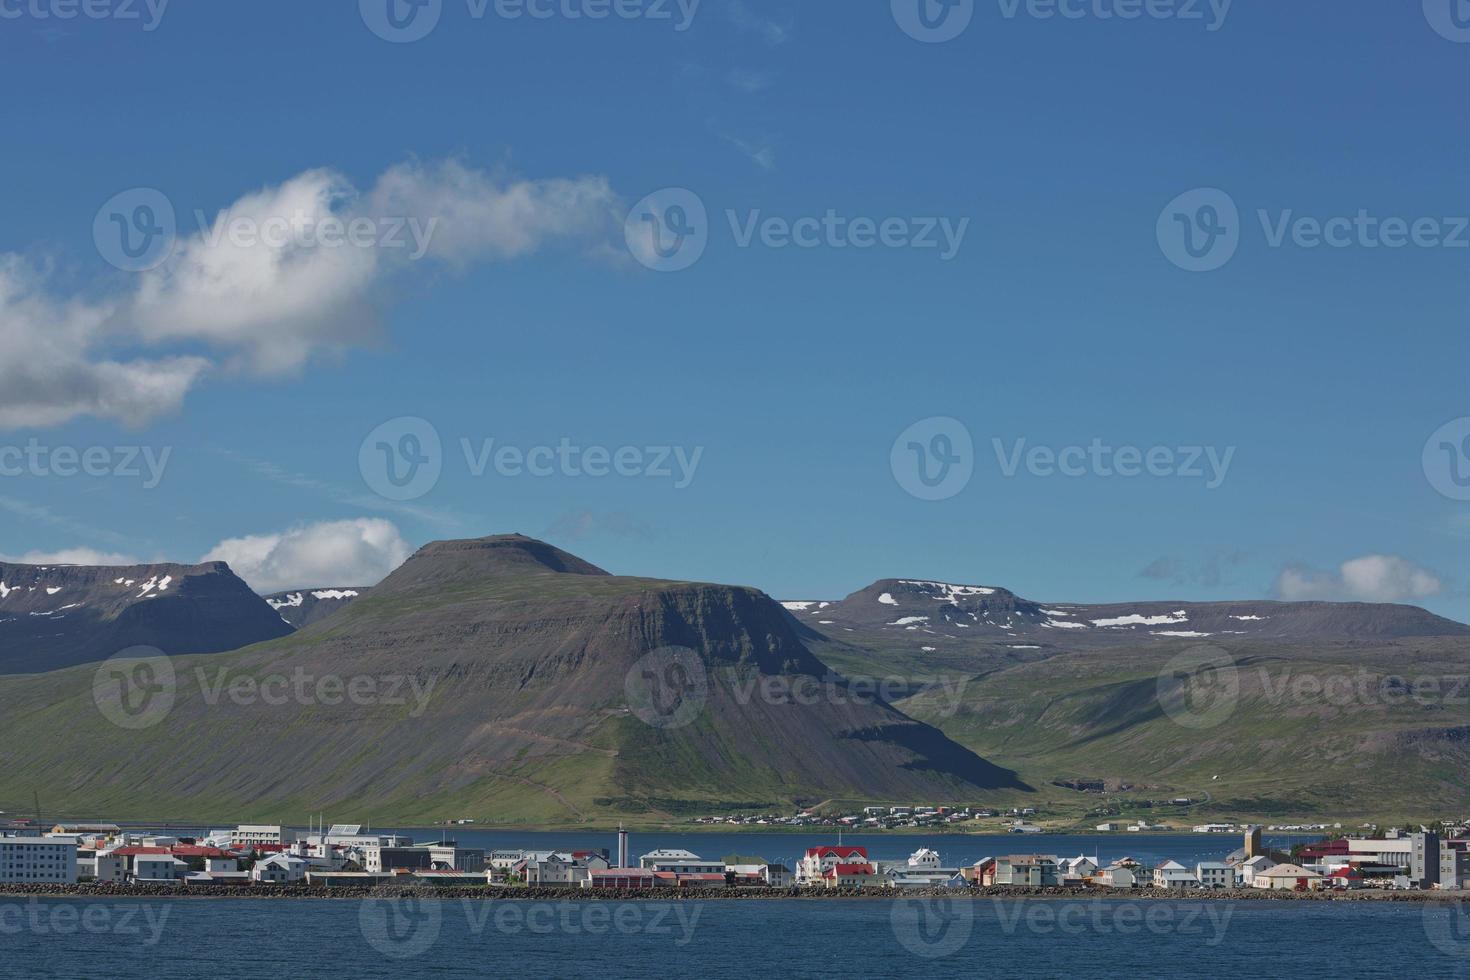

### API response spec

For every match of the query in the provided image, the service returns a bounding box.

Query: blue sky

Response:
[2,0,1470,619]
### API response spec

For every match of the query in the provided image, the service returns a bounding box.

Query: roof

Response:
[1258,864,1322,878]
[805,846,868,859]
[827,863,876,876]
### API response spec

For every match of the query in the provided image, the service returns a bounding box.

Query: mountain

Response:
[787,578,1470,823]
[263,588,370,629]
[785,578,1470,674]
[0,560,293,675]
[0,536,1027,824]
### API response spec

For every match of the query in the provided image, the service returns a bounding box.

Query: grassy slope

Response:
[895,638,1470,825]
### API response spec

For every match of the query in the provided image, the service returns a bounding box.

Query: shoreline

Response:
[0,883,1451,903]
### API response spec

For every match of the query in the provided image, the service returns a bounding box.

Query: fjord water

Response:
[8,897,1468,979]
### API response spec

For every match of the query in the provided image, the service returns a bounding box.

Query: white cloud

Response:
[201,518,411,593]
[0,548,140,566]
[0,160,621,429]
[1274,555,1443,604]
[0,256,207,429]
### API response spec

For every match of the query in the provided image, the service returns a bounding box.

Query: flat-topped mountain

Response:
[0,536,1026,823]
[0,560,292,674]
[786,578,1470,648]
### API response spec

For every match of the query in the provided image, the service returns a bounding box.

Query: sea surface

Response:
[7,895,1470,978]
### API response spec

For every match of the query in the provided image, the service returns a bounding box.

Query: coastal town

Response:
[3,819,1469,895]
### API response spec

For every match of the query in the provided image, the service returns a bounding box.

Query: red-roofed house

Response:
[799,846,869,884]
[822,862,883,889]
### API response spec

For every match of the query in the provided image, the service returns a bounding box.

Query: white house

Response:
[1152,860,1198,890]
[0,838,78,884]
[763,864,793,887]
[80,851,127,882]
[252,854,309,883]
[1195,862,1233,888]
[233,825,296,848]
[134,855,187,882]
[1238,855,1277,887]
[1252,864,1325,891]
[907,848,942,871]
[1095,863,1140,889]
[1059,856,1099,882]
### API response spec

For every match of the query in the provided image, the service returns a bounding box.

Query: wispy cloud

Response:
[1139,551,1247,590]
[720,132,777,171]
[727,68,778,93]
[212,448,468,529]
[0,493,136,548]
[544,510,657,544]
[725,0,794,46]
